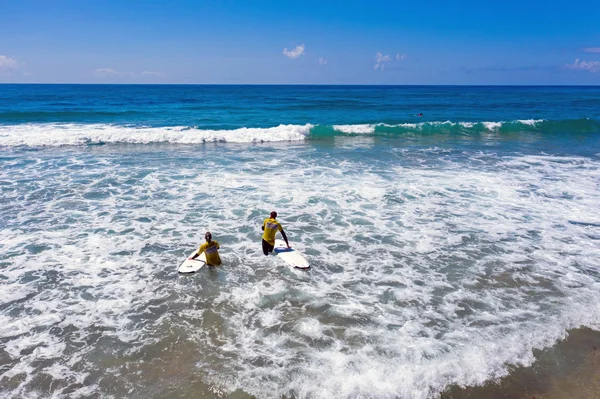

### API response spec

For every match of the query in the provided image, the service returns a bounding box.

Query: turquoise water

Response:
[1,85,600,398]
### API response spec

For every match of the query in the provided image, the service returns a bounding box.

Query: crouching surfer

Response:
[189,231,222,266]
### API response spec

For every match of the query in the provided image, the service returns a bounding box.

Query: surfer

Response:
[189,231,222,266]
[261,211,290,255]
[417,113,423,117]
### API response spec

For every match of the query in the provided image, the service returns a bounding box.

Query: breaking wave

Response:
[0,118,598,147]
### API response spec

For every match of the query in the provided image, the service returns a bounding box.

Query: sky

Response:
[0,0,599,85]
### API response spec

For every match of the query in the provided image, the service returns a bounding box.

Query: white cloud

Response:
[566,59,600,73]
[0,55,19,71]
[375,52,391,63]
[318,57,327,65]
[374,51,407,71]
[374,52,392,71]
[583,47,600,53]
[94,68,164,79]
[283,44,305,59]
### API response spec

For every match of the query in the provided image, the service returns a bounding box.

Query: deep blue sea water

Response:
[1,85,600,398]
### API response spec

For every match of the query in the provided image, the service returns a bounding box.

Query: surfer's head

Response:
[205,231,212,241]
[270,211,277,219]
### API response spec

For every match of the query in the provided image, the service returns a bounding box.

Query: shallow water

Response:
[1,85,600,398]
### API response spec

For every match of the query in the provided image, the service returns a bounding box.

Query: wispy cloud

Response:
[566,59,600,73]
[374,52,405,71]
[376,53,391,63]
[318,57,327,65]
[0,55,19,71]
[583,47,600,53]
[94,68,125,77]
[374,52,391,70]
[94,68,164,79]
[283,44,305,59]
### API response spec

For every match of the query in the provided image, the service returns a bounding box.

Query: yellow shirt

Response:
[262,218,283,245]
[197,240,221,266]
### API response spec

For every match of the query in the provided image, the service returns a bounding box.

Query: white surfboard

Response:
[178,251,207,273]
[274,239,310,269]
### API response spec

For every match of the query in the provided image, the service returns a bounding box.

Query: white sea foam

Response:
[398,123,418,128]
[517,119,544,126]
[0,123,312,146]
[0,120,552,148]
[333,124,376,134]
[1,146,600,398]
[482,121,503,130]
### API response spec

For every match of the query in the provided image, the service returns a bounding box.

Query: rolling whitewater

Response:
[1,85,600,398]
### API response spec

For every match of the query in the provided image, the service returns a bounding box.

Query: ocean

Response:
[1,84,600,398]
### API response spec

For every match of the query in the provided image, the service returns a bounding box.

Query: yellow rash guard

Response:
[262,218,283,245]
[197,240,221,266]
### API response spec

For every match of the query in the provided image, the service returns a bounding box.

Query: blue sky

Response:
[0,0,599,84]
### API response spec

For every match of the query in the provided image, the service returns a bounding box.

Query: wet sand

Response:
[442,327,600,399]
[157,327,600,399]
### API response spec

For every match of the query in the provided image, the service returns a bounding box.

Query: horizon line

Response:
[1,83,600,87]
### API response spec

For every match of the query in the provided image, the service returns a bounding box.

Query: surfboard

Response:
[274,239,310,269]
[178,251,207,273]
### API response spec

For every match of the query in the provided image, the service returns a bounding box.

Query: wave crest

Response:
[0,123,313,147]
[0,118,598,147]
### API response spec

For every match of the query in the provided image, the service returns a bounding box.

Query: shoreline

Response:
[441,327,600,399]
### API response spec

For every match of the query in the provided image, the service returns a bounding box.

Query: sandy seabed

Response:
[442,328,600,399]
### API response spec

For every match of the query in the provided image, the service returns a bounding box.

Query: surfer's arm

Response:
[280,230,290,248]
[189,246,205,260]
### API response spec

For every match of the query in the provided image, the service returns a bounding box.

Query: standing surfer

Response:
[261,211,290,255]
